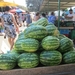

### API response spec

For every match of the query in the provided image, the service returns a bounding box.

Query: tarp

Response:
[10,8,25,13]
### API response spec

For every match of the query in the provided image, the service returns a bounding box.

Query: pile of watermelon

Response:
[0,17,75,70]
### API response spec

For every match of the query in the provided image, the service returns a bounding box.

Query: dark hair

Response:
[69,9,73,11]
[4,6,11,11]
[51,12,55,15]
[36,12,40,16]
[42,13,46,17]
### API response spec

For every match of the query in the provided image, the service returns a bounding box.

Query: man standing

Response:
[26,11,32,27]
[48,12,56,24]
[65,9,73,21]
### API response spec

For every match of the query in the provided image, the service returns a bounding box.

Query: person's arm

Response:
[0,17,4,28]
[65,14,73,19]
[12,14,19,34]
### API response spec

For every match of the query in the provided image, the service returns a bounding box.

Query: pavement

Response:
[0,25,27,54]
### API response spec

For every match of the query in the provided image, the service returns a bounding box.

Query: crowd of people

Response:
[0,5,75,51]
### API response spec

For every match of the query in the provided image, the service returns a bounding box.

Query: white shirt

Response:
[65,13,73,21]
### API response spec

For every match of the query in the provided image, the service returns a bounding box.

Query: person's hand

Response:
[16,26,19,34]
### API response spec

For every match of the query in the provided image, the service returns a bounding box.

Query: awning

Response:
[39,0,75,12]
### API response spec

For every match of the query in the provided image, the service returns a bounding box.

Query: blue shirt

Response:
[48,15,56,24]
[26,14,32,24]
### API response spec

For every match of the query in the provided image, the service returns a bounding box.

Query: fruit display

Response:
[0,17,75,70]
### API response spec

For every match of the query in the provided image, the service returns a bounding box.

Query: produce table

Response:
[59,27,74,29]
[0,64,75,75]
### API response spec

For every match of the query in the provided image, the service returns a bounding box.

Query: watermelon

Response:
[18,32,26,40]
[47,22,54,25]
[57,34,67,40]
[58,38,74,54]
[13,40,25,53]
[21,38,39,52]
[0,53,17,70]
[18,53,39,69]
[28,22,36,27]
[10,51,20,59]
[63,50,75,64]
[41,36,60,50]
[24,25,48,40]
[40,51,62,66]
[46,24,59,36]
[35,17,48,26]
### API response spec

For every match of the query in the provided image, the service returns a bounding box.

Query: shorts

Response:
[4,24,16,38]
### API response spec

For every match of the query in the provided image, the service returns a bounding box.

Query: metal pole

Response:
[58,0,60,30]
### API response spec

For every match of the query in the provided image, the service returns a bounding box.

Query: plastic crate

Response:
[59,29,70,34]
[70,30,75,39]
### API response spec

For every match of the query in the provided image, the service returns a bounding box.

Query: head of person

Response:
[51,12,55,15]
[41,13,46,18]
[4,6,11,12]
[26,11,29,14]
[36,12,40,16]
[69,9,73,14]
[36,12,40,19]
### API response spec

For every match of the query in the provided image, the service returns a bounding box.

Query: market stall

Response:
[39,0,75,39]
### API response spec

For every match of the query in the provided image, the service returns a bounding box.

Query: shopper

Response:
[26,11,32,27]
[1,6,19,50]
[48,12,56,24]
[33,12,40,21]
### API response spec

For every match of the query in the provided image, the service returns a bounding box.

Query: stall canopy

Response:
[39,0,75,12]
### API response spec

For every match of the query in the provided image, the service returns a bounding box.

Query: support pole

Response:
[58,0,60,30]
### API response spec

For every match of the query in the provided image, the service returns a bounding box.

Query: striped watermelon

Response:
[41,36,60,50]
[35,17,48,26]
[40,51,62,66]
[63,50,75,64]
[58,38,74,54]
[57,34,67,40]
[21,38,39,52]
[24,25,48,40]
[13,40,25,53]
[46,24,58,36]
[18,53,39,68]
[0,53,17,70]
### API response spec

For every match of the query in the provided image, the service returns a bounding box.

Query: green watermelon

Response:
[40,51,62,66]
[63,50,75,64]
[18,53,39,69]
[18,32,26,40]
[13,40,25,53]
[47,22,54,25]
[10,51,20,59]
[28,22,36,27]
[58,38,74,54]
[0,53,17,70]
[41,36,60,50]
[46,24,59,36]
[24,25,48,40]
[57,34,67,40]
[21,38,39,52]
[35,17,48,26]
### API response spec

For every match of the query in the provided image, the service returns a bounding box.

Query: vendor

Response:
[65,9,73,21]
